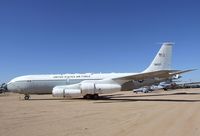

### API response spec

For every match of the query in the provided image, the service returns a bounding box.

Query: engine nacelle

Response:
[52,83,121,98]
[80,83,121,94]
[80,83,95,95]
[95,84,121,94]
[52,85,81,98]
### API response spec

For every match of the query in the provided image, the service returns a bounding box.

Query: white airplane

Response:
[5,43,194,100]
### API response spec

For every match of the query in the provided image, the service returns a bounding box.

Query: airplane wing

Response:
[168,69,197,75]
[113,69,196,81]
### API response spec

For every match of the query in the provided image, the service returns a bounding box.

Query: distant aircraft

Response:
[4,43,194,100]
[133,86,153,93]
[0,83,7,94]
[133,74,182,93]
[133,82,178,93]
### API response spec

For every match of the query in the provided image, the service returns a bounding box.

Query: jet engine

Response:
[81,83,121,94]
[52,88,81,97]
[52,83,121,98]
[52,84,81,97]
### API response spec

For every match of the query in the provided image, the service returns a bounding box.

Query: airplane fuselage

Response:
[7,72,168,95]
[7,73,132,94]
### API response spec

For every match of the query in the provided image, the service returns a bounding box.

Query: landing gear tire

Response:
[93,94,99,100]
[163,88,168,91]
[83,94,91,99]
[83,94,99,100]
[24,95,30,100]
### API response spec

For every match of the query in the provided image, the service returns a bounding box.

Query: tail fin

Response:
[143,42,173,73]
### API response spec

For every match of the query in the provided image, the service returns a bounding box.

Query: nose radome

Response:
[7,82,20,93]
[6,82,14,92]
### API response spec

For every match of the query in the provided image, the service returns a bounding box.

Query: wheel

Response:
[24,95,30,100]
[83,94,99,99]
[83,94,91,99]
[93,94,99,99]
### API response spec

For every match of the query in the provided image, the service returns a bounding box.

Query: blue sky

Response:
[0,0,200,83]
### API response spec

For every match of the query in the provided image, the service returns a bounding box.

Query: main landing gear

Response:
[83,94,99,100]
[24,94,30,100]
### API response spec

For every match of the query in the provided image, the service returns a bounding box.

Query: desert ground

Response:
[1,88,200,136]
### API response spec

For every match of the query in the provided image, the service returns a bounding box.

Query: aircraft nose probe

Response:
[0,83,8,94]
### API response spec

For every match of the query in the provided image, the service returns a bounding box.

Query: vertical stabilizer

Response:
[143,42,173,73]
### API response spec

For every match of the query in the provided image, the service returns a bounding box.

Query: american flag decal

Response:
[159,53,165,57]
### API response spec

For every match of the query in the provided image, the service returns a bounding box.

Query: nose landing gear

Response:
[24,94,30,100]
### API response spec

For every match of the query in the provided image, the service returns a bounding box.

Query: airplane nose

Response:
[7,82,19,93]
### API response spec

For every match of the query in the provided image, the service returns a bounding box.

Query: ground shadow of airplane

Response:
[27,92,200,103]
[91,92,200,103]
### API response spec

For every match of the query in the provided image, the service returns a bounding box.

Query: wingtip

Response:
[169,69,197,75]
[186,69,198,72]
